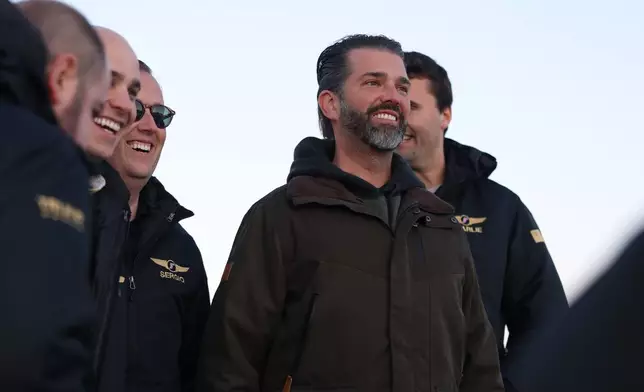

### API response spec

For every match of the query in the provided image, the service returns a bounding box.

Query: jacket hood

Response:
[287,136,424,197]
[0,0,57,126]
[444,138,497,184]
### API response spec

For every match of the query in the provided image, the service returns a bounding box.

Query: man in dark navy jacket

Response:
[18,3,143,386]
[99,60,210,392]
[0,1,109,390]
[397,50,569,391]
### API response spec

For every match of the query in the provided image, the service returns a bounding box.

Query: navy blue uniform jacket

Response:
[0,1,96,390]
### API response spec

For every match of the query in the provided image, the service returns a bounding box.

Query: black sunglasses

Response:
[135,99,176,129]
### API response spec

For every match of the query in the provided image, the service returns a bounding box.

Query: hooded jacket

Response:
[197,137,503,392]
[436,138,569,391]
[0,1,96,390]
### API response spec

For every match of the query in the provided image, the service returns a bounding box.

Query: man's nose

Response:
[379,81,404,108]
[108,88,135,125]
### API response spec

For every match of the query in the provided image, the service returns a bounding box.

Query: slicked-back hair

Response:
[316,34,404,139]
[18,0,105,79]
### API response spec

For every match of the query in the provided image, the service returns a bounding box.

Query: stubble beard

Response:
[59,87,84,138]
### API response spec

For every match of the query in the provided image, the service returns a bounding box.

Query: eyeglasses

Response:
[135,99,175,129]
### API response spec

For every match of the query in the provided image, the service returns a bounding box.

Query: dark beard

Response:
[339,98,406,151]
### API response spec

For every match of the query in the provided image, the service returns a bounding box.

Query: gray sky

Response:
[65,0,644,301]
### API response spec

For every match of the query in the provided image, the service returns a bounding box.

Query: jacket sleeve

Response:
[501,198,568,384]
[197,200,288,392]
[179,243,211,392]
[459,232,505,392]
[511,229,644,392]
[0,144,95,392]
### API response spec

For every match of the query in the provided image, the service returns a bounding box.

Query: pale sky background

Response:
[63,0,643,301]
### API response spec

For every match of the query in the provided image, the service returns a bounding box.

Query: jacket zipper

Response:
[92,206,131,374]
[124,209,176,371]
[127,210,176,301]
[120,208,136,302]
[118,208,131,301]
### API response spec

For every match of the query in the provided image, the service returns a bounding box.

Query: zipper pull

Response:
[129,276,136,290]
[166,212,175,222]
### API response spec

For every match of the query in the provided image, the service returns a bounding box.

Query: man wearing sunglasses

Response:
[101,60,210,392]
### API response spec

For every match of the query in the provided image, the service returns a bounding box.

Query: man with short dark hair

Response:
[19,3,144,386]
[99,60,210,392]
[18,0,110,152]
[1,0,109,390]
[197,34,503,392]
[18,1,138,161]
[397,50,569,391]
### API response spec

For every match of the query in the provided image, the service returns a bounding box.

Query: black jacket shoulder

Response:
[0,104,95,392]
[163,221,208,285]
[253,184,290,210]
[0,105,87,184]
[468,176,522,203]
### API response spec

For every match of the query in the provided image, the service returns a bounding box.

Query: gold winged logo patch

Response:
[152,258,190,284]
[151,258,190,273]
[454,215,487,234]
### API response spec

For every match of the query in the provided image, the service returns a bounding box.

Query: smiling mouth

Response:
[403,134,414,141]
[94,117,122,135]
[127,141,152,153]
[372,112,398,122]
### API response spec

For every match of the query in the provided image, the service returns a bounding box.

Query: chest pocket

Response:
[411,213,466,277]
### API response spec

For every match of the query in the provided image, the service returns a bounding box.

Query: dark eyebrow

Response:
[129,79,141,96]
[397,76,411,86]
[111,71,141,96]
[111,70,123,83]
[361,72,411,86]
[361,71,386,79]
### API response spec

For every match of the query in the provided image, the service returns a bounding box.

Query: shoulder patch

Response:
[530,229,545,243]
[221,262,233,282]
[35,194,85,232]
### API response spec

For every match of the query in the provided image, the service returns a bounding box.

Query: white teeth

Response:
[93,117,121,133]
[127,141,152,152]
[374,113,397,122]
